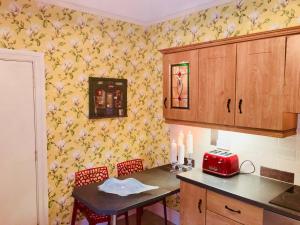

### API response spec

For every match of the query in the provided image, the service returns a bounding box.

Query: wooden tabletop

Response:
[72,165,180,215]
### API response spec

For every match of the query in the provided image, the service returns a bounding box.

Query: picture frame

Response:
[89,77,127,119]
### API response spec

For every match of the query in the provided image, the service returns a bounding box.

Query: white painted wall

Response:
[169,117,300,185]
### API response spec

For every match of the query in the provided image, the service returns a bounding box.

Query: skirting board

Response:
[78,203,180,225]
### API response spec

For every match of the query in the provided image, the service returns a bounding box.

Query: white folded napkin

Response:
[98,178,159,196]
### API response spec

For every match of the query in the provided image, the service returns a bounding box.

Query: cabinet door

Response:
[180,181,206,225]
[285,34,300,113]
[235,37,286,130]
[198,44,236,125]
[163,50,198,121]
[206,210,243,225]
[207,190,263,225]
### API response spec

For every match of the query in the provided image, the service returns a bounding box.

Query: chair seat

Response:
[78,202,110,223]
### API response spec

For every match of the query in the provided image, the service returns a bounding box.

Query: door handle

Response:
[225,205,241,214]
[227,99,231,113]
[238,99,243,114]
[198,199,202,213]
[164,97,167,109]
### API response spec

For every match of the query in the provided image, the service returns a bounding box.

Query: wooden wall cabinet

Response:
[285,34,300,113]
[161,26,300,137]
[163,50,198,122]
[180,181,206,225]
[235,37,297,131]
[198,44,236,126]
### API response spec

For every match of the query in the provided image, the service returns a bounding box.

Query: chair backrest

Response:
[117,159,144,177]
[75,166,109,187]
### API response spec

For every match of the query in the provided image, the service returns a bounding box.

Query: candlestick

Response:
[178,144,185,172]
[178,131,184,146]
[170,139,177,163]
[186,131,193,154]
[170,140,177,172]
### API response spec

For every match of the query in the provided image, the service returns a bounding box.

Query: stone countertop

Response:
[177,169,300,221]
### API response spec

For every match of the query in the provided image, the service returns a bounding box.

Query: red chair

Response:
[71,166,129,225]
[117,159,168,225]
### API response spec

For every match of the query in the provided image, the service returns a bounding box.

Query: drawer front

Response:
[207,190,263,225]
[206,210,243,225]
[180,181,206,225]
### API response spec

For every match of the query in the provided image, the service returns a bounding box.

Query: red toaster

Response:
[202,149,239,177]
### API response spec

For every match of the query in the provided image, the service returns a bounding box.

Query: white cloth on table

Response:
[98,177,159,196]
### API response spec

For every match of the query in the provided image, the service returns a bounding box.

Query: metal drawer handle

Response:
[198,199,202,213]
[227,98,231,113]
[164,97,167,109]
[225,205,241,214]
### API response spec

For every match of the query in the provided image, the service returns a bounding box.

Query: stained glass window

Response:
[171,63,189,109]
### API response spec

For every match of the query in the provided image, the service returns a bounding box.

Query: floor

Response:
[118,210,175,225]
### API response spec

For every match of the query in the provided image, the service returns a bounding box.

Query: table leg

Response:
[136,208,142,225]
[111,214,117,225]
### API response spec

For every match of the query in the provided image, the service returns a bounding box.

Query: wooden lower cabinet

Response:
[206,210,243,225]
[180,181,264,225]
[180,181,206,225]
[207,190,263,225]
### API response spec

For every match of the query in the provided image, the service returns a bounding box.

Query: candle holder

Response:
[177,162,183,172]
[170,162,177,173]
[186,153,193,170]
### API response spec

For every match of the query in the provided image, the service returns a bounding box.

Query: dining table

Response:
[72,164,180,225]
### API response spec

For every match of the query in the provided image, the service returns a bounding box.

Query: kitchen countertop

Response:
[177,169,300,221]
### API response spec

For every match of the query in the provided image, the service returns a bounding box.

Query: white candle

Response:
[178,144,185,165]
[178,131,184,146]
[186,131,193,154]
[170,139,177,163]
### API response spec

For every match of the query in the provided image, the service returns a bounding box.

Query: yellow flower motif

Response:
[0,0,299,223]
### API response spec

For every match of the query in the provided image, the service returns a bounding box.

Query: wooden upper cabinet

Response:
[285,34,300,113]
[198,44,236,126]
[235,37,287,130]
[161,27,300,137]
[180,181,206,225]
[163,50,198,121]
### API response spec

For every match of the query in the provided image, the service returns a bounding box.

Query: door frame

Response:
[0,48,48,225]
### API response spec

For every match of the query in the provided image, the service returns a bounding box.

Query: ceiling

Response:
[39,0,232,26]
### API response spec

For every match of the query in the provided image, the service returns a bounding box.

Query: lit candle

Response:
[186,131,193,154]
[170,139,177,163]
[178,144,185,165]
[178,131,184,146]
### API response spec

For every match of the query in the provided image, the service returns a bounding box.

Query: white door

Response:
[0,59,38,225]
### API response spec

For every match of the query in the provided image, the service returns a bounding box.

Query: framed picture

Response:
[89,77,127,119]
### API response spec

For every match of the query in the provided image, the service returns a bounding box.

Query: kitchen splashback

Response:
[169,118,300,185]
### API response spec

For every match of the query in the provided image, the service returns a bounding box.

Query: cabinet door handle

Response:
[164,97,167,109]
[238,99,243,114]
[198,199,202,213]
[225,205,241,214]
[227,99,231,113]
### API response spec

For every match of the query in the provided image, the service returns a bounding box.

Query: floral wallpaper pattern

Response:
[0,0,300,224]
[0,0,169,224]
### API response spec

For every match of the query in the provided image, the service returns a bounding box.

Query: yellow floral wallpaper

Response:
[1,0,300,224]
[0,0,170,224]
